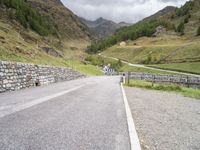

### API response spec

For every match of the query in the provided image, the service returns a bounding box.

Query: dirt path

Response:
[125,87,200,150]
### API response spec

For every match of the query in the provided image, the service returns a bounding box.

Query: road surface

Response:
[0,77,131,150]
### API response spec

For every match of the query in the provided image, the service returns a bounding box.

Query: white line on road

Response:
[121,83,141,150]
[0,85,85,118]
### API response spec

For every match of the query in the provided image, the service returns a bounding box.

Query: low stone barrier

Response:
[0,61,85,93]
[126,72,200,89]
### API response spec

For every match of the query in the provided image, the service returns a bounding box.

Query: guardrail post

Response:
[187,76,190,88]
[152,75,155,86]
[125,72,130,85]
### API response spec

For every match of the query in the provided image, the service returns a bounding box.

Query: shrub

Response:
[1,0,56,36]
[177,22,185,35]
[197,26,200,36]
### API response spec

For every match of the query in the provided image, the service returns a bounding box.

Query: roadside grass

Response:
[75,63,104,76]
[126,80,200,100]
[148,62,200,75]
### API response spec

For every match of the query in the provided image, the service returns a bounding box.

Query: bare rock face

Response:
[153,26,167,37]
[41,47,63,57]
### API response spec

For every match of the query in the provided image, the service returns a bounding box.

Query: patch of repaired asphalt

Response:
[125,87,200,150]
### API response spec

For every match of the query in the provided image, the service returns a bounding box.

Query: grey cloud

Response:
[61,0,189,23]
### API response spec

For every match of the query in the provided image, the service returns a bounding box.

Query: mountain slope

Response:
[0,0,95,74]
[80,17,131,39]
[27,0,90,41]
[142,6,176,22]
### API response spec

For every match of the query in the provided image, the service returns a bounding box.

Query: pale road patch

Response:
[121,83,141,150]
[0,85,85,118]
[115,134,126,150]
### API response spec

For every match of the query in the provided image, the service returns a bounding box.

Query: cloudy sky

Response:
[61,0,189,23]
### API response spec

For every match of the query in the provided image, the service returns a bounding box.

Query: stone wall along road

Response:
[0,61,85,93]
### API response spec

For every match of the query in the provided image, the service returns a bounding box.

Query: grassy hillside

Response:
[27,0,90,41]
[102,35,200,64]
[0,20,102,76]
[148,62,200,75]
[0,0,102,76]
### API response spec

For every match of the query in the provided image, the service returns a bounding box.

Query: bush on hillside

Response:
[177,22,185,35]
[176,1,194,16]
[0,0,56,36]
[197,26,200,36]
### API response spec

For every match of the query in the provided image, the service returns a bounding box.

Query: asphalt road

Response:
[0,77,130,150]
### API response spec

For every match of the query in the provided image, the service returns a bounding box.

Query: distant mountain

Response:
[80,17,131,39]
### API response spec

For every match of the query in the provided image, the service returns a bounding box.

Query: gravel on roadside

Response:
[125,87,200,150]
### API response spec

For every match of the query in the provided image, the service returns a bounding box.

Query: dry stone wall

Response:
[0,61,85,93]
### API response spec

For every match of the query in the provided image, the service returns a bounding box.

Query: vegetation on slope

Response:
[0,0,57,36]
[0,20,101,76]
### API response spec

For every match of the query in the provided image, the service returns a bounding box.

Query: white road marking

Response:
[121,83,141,150]
[0,85,84,118]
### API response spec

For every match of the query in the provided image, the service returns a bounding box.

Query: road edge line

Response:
[121,83,141,150]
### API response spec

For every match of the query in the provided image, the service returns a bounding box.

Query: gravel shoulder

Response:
[124,87,200,150]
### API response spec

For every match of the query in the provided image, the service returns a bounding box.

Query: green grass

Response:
[120,64,176,75]
[148,62,200,75]
[126,80,200,99]
[102,36,195,64]
[75,63,104,76]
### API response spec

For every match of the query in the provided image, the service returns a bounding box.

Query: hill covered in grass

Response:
[0,0,104,76]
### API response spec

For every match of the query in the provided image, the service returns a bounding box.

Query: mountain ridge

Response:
[80,17,131,39]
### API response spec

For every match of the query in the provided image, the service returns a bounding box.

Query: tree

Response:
[177,22,185,35]
[197,26,200,36]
